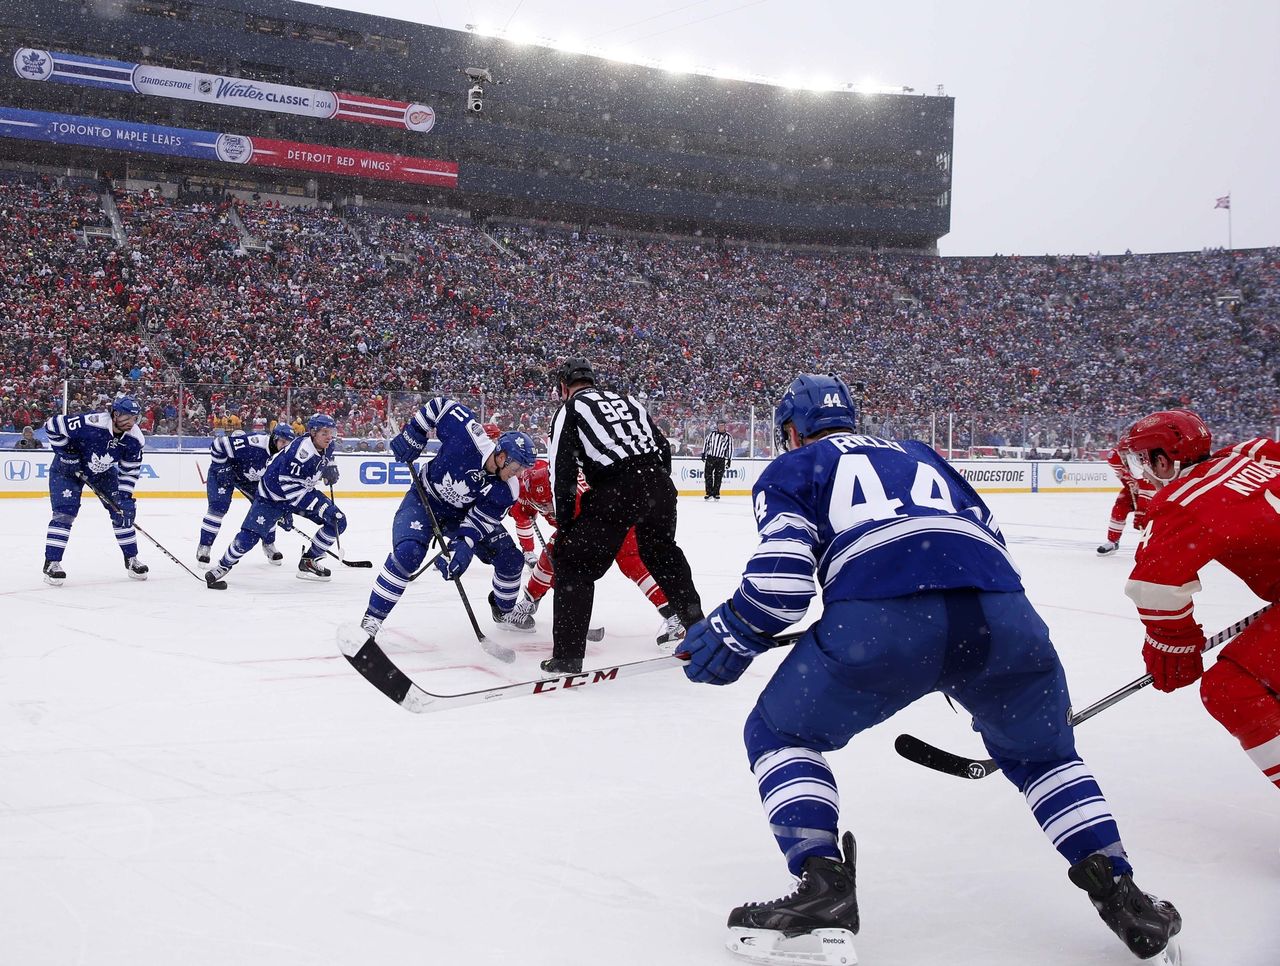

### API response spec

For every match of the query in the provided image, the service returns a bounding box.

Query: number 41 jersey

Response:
[734,433,1024,635]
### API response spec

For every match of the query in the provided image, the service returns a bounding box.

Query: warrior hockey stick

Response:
[80,476,206,582]
[336,625,806,714]
[896,603,1275,779]
[234,484,373,567]
[531,519,605,642]
[407,462,516,664]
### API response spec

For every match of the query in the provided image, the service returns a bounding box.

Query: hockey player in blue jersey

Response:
[197,424,296,567]
[358,396,537,640]
[203,414,345,589]
[42,396,148,585]
[679,375,1181,965]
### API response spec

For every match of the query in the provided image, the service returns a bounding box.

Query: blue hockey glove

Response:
[680,601,773,686]
[278,510,295,532]
[318,501,345,530]
[390,432,420,465]
[114,494,137,528]
[321,462,340,486]
[434,535,475,581]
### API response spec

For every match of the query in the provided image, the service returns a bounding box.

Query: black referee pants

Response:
[551,465,704,662]
[704,457,726,498]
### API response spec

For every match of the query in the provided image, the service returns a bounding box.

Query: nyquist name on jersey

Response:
[734,433,1024,636]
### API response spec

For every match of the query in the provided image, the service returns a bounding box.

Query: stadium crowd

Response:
[1,171,1276,456]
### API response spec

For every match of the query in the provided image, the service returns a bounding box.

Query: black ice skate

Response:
[726,832,859,966]
[261,542,284,565]
[1068,853,1181,962]
[297,553,331,582]
[204,565,229,590]
[655,606,685,650]
[1096,541,1119,556]
[196,545,212,567]
[490,591,536,632]
[540,656,583,676]
[124,557,149,581]
[42,559,66,587]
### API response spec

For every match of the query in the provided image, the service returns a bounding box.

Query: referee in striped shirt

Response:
[543,357,704,674]
[702,421,734,500]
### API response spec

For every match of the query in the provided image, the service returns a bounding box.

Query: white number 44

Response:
[829,454,956,530]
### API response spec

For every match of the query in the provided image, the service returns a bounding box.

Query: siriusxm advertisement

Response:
[13,47,436,132]
[0,106,458,187]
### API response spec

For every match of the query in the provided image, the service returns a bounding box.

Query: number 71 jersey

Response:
[735,433,1024,634]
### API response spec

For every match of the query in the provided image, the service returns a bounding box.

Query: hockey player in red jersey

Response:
[1097,450,1159,556]
[507,461,686,646]
[1120,409,1280,793]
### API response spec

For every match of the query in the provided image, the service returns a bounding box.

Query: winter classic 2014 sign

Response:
[13,47,435,132]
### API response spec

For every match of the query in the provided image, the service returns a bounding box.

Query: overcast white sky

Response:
[308,0,1278,256]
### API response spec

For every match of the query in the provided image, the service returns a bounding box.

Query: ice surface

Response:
[0,492,1275,965]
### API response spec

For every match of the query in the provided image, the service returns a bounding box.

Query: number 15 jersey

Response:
[734,433,1023,635]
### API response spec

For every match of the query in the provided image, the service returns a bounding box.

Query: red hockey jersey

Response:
[509,459,587,552]
[1126,438,1280,635]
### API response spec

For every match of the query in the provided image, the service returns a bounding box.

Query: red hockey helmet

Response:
[481,422,501,441]
[1118,409,1211,478]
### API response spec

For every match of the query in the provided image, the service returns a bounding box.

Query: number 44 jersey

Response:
[734,433,1024,635]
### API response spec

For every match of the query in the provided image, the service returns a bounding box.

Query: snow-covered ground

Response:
[0,492,1274,965]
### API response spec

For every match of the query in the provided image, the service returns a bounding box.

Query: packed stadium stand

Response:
[0,2,1275,455]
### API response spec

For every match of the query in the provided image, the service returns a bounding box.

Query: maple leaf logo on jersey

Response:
[257,515,266,525]
[410,520,423,530]
[87,453,116,475]
[18,50,49,78]
[435,472,476,507]
[244,468,264,481]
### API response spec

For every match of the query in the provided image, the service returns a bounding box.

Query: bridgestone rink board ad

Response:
[0,453,1115,498]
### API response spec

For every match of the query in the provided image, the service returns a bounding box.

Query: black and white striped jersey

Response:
[548,387,671,521]
[702,430,734,462]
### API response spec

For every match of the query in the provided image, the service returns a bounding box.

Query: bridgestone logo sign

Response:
[958,468,1026,483]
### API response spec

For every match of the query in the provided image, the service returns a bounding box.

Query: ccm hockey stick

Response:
[80,475,206,582]
[531,518,605,642]
[896,603,1274,779]
[407,460,516,664]
[336,625,806,714]
[234,484,373,567]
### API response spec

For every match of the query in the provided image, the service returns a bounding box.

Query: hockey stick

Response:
[895,603,1275,780]
[235,483,372,567]
[407,461,515,664]
[80,475,205,582]
[336,625,807,714]
[326,481,371,567]
[531,518,604,642]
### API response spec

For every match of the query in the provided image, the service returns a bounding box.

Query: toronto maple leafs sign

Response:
[12,47,435,132]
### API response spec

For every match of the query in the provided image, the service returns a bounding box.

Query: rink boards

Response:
[0,452,1117,498]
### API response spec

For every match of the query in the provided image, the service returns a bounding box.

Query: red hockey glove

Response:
[1132,511,1147,530]
[1142,622,1206,692]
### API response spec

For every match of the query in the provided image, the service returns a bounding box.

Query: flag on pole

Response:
[1215,195,1231,210]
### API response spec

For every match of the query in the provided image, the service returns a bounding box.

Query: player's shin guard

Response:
[1202,656,1280,791]
[113,525,139,560]
[217,530,259,573]
[44,512,74,562]
[746,710,841,875]
[1003,757,1130,875]
[366,542,425,621]
[527,554,554,601]
[199,508,225,549]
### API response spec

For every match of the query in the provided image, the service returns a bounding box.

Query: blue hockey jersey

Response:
[734,433,1023,635]
[258,434,335,511]
[210,432,276,486]
[44,411,146,497]
[394,397,516,539]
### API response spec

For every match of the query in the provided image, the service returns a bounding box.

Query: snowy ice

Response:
[0,492,1275,965]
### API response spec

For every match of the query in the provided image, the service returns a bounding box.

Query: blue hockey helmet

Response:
[271,423,296,450]
[774,374,857,452]
[306,413,337,432]
[111,395,142,417]
[495,430,537,469]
